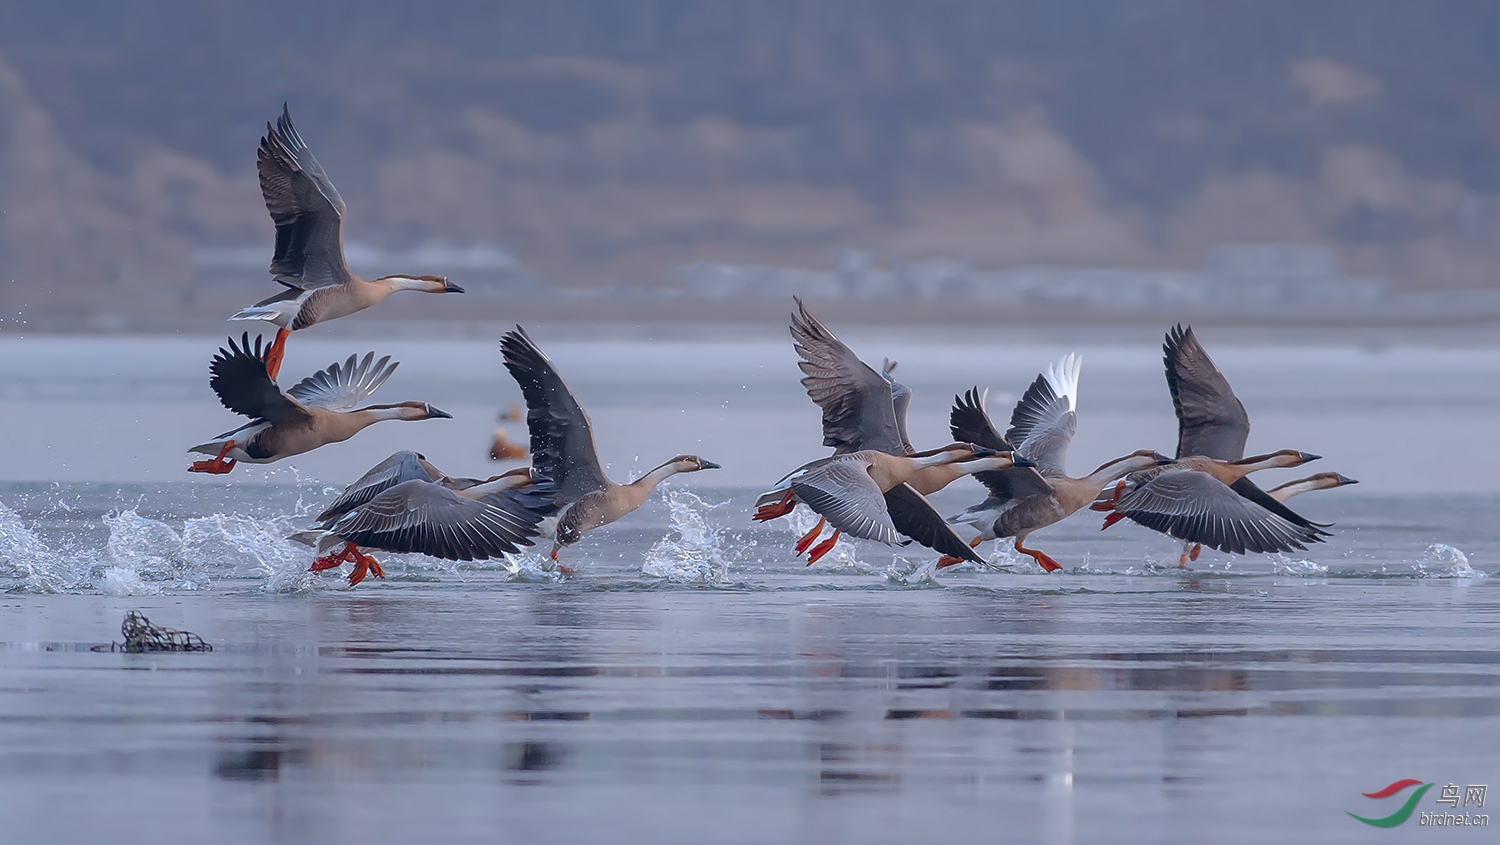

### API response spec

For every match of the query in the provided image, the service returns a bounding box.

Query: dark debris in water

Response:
[110,610,212,653]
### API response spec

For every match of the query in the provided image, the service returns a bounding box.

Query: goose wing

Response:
[1005,354,1080,478]
[1165,324,1249,460]
[256,104,350,293]
[884,483,984,564]
[790,298,906,456]
[208,333,310,424]
[501,327,609,502]
[316,451,443,524]
[286,351,398,410]
[883,358,917,456]
[788,457,903,544]
[329,479,550,561]
[1115,469,1326,555]
[950,388,1052,502]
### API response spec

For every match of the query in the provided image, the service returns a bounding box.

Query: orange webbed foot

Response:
[347,549,385,586]
[753,489,796,522]
[794,516,827,555]
[263,327,290,382]
[935,555,965,569]
[805,530,841,565]
[188,440,237,474]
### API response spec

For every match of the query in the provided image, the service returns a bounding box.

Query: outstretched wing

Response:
[316,451,443,524]
[789,458,903,544]
[501,327,609,502]
[884,483,983,564]
[257,103,350,291]
[790,298,905,456]
[950,388,1051,502]
[883,359,916,456]
[1116,469,1326,555]
[208,333,310,424]
[287,351,398,410]
[1164,324,1249,460]
[330,480,551,561]
[1005,354,1080,478]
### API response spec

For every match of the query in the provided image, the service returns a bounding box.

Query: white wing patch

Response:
[1043,352,1082,412]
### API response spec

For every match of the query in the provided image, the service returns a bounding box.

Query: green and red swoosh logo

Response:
[1348,779,1433,827]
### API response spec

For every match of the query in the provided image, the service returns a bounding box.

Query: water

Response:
[1,330,1498,842]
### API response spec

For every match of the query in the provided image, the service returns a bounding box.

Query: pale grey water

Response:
[0,330,1498,842]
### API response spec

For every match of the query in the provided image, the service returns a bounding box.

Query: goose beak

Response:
[970,445,999,458]
[425,405,453,419]
[1153,451,1173,465]
[698,460,722,470]
[1012,453,1038,468]
[1335,474,1358,486]
[1298,452,1322,463]
[443,280,466,293]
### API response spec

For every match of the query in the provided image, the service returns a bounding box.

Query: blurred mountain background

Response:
[3,0,1500,327]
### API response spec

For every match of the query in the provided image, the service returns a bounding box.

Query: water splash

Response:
[0,502,76,593]
[104,511,199,589]
[643,491,730,584]
[100,565,158,596]
[1415,543,1485,579]
[1272,556,1330,577]
[183,514,315,593]
[783,505,873,572]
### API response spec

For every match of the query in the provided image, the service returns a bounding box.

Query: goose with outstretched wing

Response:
[186,333,450,474]
[230,104,464,379]
[943,356,1171,572]
[501,326,720,571]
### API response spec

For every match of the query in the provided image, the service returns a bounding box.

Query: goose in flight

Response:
[754,299,999,565]
[230,105,464,379]
[186,333,450,474]
[295,451,557,585]
[761,444,1031,564]
[941,356,1172,572]
[500,327,720,569]
[1091,325,1331,565]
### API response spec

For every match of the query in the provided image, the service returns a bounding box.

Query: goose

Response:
[500,327,720,569]
[1267,472,1358,502]
[1091,325,1331,565]
[761,444,1032,564]
[752,298,995,565]
[939,356,1172,572]
[186,333,450,474]
[294,451,557,585]
[230,105,464,380]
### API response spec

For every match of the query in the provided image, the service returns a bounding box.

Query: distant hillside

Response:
[2,1,1499,325]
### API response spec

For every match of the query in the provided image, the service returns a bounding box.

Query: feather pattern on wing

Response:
[329,479,554,561]
[286,351,398,410]
[949,387,1053,503]
[1005,354,1080,478]
[257,104,350,291]
[788,457,903,544]
[1114,469,1326,555]
[316,451,442,524]
[884,483,982,563]
[789,298,906,456]
[208,332,310,424]
[1164,324,1250,460]
[501,327,609,502]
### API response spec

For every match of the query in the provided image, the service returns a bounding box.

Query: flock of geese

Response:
[184,106,1354,586]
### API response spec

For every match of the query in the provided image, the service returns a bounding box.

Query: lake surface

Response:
[0,328,1497,842]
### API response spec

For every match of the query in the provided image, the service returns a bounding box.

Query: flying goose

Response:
[755,299,996,565]
[940,356,1172,572]
[187,333,450,474]
[1091,325,1331,564]
[231,105,464,379]
[500,327,720,569]
[761,444,1031,564]
[296,451,557,585]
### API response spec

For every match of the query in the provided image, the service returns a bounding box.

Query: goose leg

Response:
[805,530,841,565]
[794,517,827,554]
[936,536,985,570]
[548,545,575,576]
[1100,512,1125,530]
[347,548,385,586]
[263,327,290,382]
[1090,479,1128,512]
[1014,538,1062,573]
[188,440,237,474]
[753,489,796,522]
[1189,543,1202,561]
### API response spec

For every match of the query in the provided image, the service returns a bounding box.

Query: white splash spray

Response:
[643,490,730,583]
